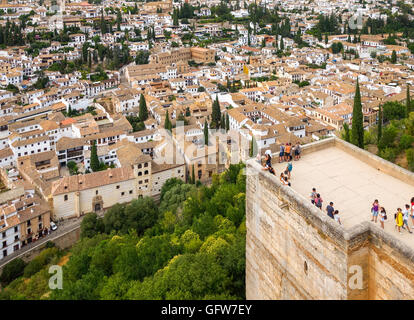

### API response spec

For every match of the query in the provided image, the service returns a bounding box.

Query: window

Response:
[2,232,5,238]
[2,241,6,248]
[64,195,68,201]
[27,220,31,227]
[116,185,120,189]
[14,226,18,233]
[129,190,133,194]
[96,190,98,195]
[121,192,125,196]
[3,249,7,257]
[144,162,148,167]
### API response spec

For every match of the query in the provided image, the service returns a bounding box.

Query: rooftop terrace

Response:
[270,138,414,248]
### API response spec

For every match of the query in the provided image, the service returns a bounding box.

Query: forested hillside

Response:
[0,164,246,300]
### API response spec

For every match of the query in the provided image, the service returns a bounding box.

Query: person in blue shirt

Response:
[286,162,293,179]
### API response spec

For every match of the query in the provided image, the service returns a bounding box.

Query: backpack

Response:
[384,214,387,220]
[315,198,321,206]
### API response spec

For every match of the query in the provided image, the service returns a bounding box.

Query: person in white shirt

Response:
[334,210,341,225]
[379,207,386,229]
[403,204,412,233]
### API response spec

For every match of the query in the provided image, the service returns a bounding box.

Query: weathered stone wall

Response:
[246,160,349,300]
[246,138,414,300]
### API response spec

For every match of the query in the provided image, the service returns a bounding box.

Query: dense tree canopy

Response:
[0,165,247,300]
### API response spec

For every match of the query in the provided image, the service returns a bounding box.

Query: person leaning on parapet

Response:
[279,144,285,163]
[280,172,291,186]
[262,150,276,175]
[334,210,341,225]
[315,193,323,210]
[284,143,291,162]
[326,202,335,219]
[310,188,317,204]
[294,142,301,161]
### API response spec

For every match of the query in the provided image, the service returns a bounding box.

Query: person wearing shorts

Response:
[284,143,291,162]
[315,194,323,210]
[403,204,412,233]
[371,199,379,223]
[279,144,285,163]
[379,207,386,229]
[294,143,301,160]
[310,188,317,204]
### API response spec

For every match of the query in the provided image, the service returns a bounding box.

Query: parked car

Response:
[50,221,58,231]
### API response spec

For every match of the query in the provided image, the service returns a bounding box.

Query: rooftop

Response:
[270,138,414,248]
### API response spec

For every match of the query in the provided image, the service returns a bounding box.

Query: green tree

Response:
[377,105,382,143]
[80,212,104,239]
[382,101,406,121]
[343,122,351,142]
[204,120,209,145]
[90,141,100,172]
[164,110,172,132]
[139,94,148,121]
[0,258,26,286]
[351,78,364,148]
[249,136,257,157]
[391,50,397,63]
[378,124,398,150]
[211,95,221,129]
[191,164,195,184]
[406,84,411,118]
[407,148,414,172]
[226,114,230,131]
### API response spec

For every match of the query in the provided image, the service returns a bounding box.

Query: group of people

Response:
[371,198,414,234]
[262,150,293,186]
[309,188,341,225]
[279,142,301,163]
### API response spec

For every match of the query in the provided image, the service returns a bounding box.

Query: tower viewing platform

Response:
[246,137,414,300]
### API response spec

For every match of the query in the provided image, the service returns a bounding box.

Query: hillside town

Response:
[0,0,412,261]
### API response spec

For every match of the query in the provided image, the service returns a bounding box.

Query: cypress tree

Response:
[139,94,148,121]
[221,114,226,129]
[406,84,411,118]
[377,105,382,145]
[164,110,171,131]
[391,50,397,64]
[191,164,195,184]
[211,95,221,128]
[204,120,209,145]
[225,113,230,131]
[249,136,257,157]
[90,141,100,172]
[343,122,350,142]
[351,78,364,148]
